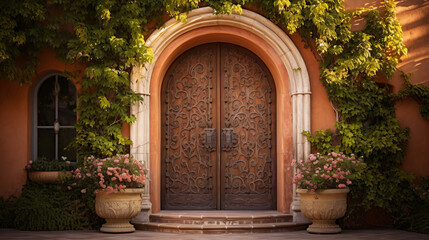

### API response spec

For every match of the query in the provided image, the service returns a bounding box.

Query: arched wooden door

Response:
[161,43,276,210]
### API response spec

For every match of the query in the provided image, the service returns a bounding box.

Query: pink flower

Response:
[27,164,31,169]
[81,189,87,194]
[67,186,72,190]
[29,160,33,164]
[114,159,119,164]
[105,186,114,194]
[338,184,347,188]
[66,161,71,165]
[347,180,352,185]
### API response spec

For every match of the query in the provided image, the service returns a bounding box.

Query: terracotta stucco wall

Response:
[0,48,83,197]
[395,0,429,176]
[0,79,30,197]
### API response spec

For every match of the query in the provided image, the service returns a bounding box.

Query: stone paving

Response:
[1,229,428,240]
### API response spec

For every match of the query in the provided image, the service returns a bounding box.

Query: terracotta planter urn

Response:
[297,188,350,233]
[28,171,71,184]
[95,188,144,233]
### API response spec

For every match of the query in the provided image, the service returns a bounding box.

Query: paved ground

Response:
[0,229,428,240]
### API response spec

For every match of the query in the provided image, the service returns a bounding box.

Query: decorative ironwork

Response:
[221,128,237,151]
[203,128,217,152]
[221,44,274,209]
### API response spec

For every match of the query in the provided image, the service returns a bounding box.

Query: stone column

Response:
[130,64,152,223]
[291,91,311,224]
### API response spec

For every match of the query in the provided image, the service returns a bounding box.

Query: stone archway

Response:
[130,7,311,222]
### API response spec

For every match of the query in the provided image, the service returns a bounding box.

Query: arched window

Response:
[31,73,77,162]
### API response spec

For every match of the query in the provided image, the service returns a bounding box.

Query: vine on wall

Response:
[1,0,428,231]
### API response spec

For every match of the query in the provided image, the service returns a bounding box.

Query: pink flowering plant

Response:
[292,152,365,192]
[70,154,146,194]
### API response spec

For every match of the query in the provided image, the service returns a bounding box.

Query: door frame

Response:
[130,7,311,216]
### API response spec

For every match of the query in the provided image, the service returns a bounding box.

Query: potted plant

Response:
[26,157,74,183]
[293,152,365,233]
[71,154,146,233]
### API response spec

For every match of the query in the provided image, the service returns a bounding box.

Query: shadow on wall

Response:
[396,0,429,86]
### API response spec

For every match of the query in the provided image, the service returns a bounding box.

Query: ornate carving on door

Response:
[162,43,276,210]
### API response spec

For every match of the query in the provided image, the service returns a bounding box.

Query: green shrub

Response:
[8,182,101,231]
[0,195,17,228]
[394,177,429,234]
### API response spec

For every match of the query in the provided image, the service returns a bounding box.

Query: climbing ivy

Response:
[58,0,159,159]
[0,0,62,84]
[1,0,428,231]
[397,71,429,119]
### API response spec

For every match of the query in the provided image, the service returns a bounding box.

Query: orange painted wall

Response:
[0,78,30,198]
[395,0,429,176]
[0,48,83,198]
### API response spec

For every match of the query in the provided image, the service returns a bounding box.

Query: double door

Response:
[161,43,276,210]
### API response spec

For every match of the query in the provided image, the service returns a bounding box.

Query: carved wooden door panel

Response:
[162,43,275,210]
[162,44,218,209]
[220,44,276,210]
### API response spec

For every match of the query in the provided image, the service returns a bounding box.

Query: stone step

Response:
[136,222,308,234]
[149,210,293,224]
[134,210,308,233]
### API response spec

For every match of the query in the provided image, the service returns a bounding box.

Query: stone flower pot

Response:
[95,188,144,233]
[28,171,71,184]
[297,188,349,233]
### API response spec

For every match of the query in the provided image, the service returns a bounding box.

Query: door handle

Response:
[221,128,237,151]
[203,128,216,152]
